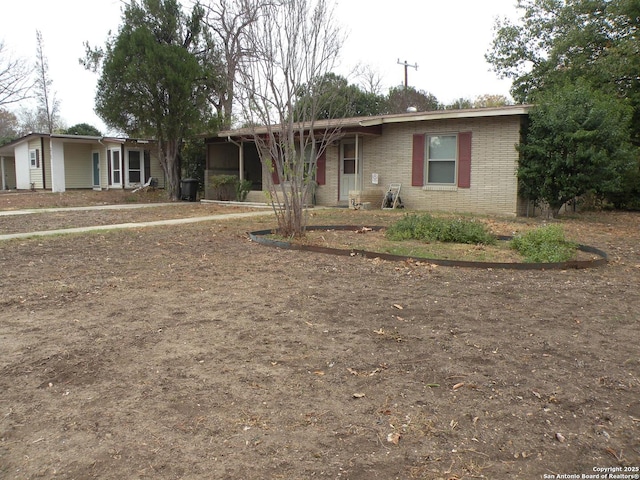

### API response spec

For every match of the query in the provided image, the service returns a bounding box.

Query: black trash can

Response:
[180,178,198,202]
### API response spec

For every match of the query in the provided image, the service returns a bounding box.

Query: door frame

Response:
[339,136,362,201]
[92,151,100,189]
[109,148,122,188]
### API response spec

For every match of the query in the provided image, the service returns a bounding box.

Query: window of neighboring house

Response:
[29,149,40,169]
[426,134,457,184]
[111,149,121,185]
[128,150,142,184]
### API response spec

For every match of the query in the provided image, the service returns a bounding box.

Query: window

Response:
[29,149,40,169]
[411,132,472,188]
[426,135,457,184]
[128,150,141,184]
[111,149,121,185]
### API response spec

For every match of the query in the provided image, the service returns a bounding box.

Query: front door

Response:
[339,139,362,201]
[92,152,100,188]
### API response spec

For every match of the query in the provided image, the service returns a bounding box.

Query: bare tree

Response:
[204,0,265,129]
[354,64,384,96]
[0,40,33,108]
[236,0,344,237]
[34,30,60,133]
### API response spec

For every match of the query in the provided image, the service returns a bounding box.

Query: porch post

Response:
[355,133,360,191]
[239,141,244,182]
[1,156,5,190]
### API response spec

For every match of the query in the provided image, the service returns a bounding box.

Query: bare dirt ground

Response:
[0,190,639,479]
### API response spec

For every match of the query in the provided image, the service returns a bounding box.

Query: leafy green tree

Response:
[473,94,512,108]
[64,123,102,136]
[0,108,19,145]
[445,97,473,110]
[487,0,640,144]
[518,81,634,216]
[83,0,220,200]
[488,0,640,210]
[295,73,385,120]
[385,86,439,114]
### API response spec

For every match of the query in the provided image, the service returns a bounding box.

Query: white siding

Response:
[64,143,93,188]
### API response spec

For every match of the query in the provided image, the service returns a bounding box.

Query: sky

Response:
[2,0,519,135]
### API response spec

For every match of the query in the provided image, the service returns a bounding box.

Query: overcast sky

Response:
[3,0,519,134]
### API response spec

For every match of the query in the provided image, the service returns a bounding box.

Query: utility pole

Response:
[397,59,418,89]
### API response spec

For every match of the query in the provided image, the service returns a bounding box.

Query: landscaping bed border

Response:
[248,225,608,270]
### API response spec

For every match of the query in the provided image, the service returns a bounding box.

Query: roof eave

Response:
[359,105,532,127]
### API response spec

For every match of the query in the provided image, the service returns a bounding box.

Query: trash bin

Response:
[180,178,198,202]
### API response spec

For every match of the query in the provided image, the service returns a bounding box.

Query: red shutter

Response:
[316,149,326,185]
[271,158,280,185]
[411,134,425,186]
[457,132,472,188]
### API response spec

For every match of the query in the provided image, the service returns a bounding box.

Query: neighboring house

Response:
[0,133,165,192]
[204,105,531,216]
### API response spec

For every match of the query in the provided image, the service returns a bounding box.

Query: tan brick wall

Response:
[314,116,522,216]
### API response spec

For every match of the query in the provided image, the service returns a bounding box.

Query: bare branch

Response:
[0,41,34,107]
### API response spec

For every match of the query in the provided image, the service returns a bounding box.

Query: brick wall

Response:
[315,115,523,216]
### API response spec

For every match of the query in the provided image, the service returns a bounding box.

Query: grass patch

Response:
[510,224,577,263]
[385,213,497,245]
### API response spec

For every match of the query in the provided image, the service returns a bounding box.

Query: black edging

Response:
[247,226,608,270]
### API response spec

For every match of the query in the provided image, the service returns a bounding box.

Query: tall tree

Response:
[34,30,60,134]
[204,0,266,129]
[0,40,33,108]
[236,0,344,237]
[487,0,640,143]
[487,0,640,210]
[295,73,385,120]
[473,94,512,108]
[0,108,19,145]
[518,81,634,216]
[84,0,220,200]
[64,123,102,136]
[385,85,440,113]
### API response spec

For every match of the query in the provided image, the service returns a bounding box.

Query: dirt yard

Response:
[0,191,639,479]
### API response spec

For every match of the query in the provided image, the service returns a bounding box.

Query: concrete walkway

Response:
[0,202,182,216]
[0,204,274,241]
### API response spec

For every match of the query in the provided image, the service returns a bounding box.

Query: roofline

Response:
[0,133,155,151]
[217,105,532,138]
[359,105,532,127]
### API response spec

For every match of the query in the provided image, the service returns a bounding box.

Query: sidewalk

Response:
[0,204,274,241]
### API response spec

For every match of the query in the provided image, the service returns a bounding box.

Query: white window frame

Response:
[426,134,457,185]
[110,148,122,186]
[29,149,40,169]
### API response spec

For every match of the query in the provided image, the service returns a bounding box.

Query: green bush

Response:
[510,224,577,263]
[209,175,238,201]
[385,214,496,245]
[235,179,252,202]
